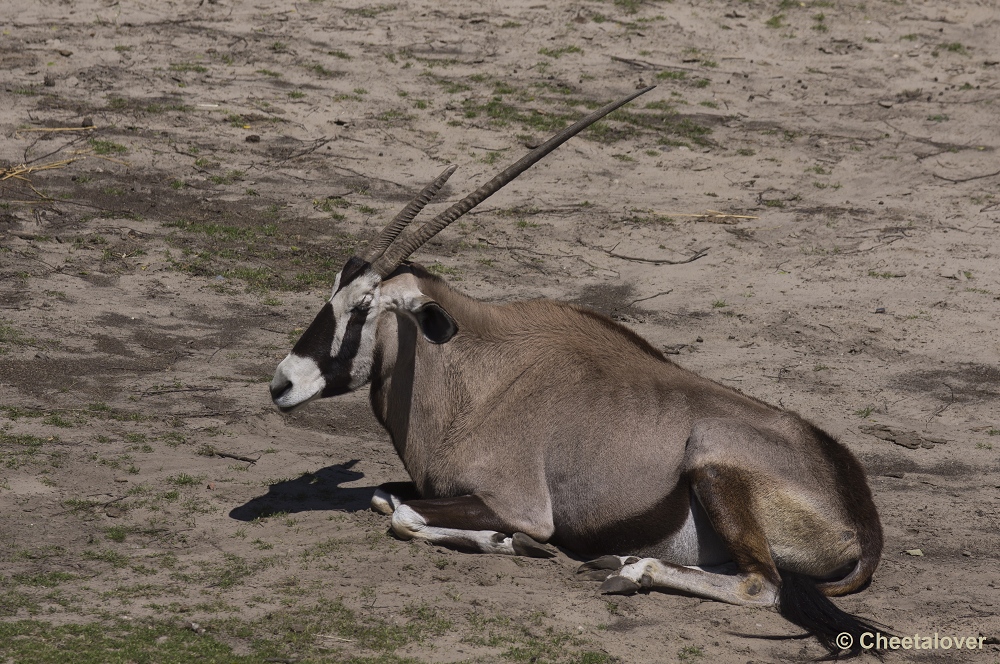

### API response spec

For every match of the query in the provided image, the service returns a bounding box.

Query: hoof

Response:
[512,532,556,558]
[578,569,614,581]
[577,555,624,573]
[600,575,641,595]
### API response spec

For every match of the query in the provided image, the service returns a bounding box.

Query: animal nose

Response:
[270,377,293,402]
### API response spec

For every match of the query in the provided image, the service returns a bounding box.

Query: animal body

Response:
[269,87,886,657]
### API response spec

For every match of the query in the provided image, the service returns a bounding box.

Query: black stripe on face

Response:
[321,309,370,397]
[292,302,336,363]
[336,257,371,294]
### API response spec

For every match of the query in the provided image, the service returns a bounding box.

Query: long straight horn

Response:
[372,85,656,274]
[364,164,458,266]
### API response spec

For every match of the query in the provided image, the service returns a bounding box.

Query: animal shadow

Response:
[228,459,374,521]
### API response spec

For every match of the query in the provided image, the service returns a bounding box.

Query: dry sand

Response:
[1,0,999,661]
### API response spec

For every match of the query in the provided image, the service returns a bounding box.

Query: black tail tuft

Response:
[777,570,889,660]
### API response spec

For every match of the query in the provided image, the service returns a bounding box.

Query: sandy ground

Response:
[2,0,999,662]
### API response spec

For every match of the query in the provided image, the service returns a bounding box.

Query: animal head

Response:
[269,86,655,412]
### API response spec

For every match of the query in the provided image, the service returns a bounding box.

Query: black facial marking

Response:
[336,257,371,293]
[291,302,335,363]
[320,309,370,397]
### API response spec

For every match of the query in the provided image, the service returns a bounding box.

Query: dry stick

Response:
[610,55,699,72]
[212,451,260,464]
[662,210,759,220]
[932,168,1000,184]
[141,387,223,396]
[0,158,80,181]
[54,495,125,516]
[278,138,333,163]
[15,126,98,134]
[606,247,708,265]
[628,290,673,306]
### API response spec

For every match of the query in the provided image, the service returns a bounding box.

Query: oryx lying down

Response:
[270,87,885,657]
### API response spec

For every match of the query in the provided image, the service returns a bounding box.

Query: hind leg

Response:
[598,419,858,604]
[600,558,777,607]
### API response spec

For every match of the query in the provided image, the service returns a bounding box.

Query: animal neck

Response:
[368,270,481,487]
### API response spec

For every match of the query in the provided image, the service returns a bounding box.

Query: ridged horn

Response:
[363,164,458,266]
[372,85,656,275]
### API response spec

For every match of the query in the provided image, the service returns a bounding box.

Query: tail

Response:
[778,570,889,659]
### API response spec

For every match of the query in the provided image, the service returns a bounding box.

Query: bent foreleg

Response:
[390,494,555,558]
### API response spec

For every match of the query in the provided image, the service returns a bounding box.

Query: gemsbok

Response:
[269,86,886,657]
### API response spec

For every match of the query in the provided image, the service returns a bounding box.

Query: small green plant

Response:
[166,473,201,487]
[89,139,127,155]
[765,14,785,29]
[938,42,969,55]
[711,300,727,309]
[288,90,306,99]
[927,114,949,122]
[678,645,705,662]
[855,405,875,418]
[105,525,131,543]
[538,45,583,59]
[169,62,208,73]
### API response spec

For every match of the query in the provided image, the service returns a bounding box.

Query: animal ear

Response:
[412,301,458,344]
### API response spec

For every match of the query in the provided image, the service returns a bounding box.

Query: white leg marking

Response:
[390,505,516,554]
[612,558,777,607]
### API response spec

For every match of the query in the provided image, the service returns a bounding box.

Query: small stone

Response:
[58,49,73,57]
[105,507,123,518]
[962,550,972,557]
[82,117,95,127]
[878,100,894,108]
[695,336,704,343]
[156,635,169,644]
[245,134,261,143]
[905,549,924,557]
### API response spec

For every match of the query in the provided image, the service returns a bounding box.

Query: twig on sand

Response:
[605,245,708,265]
[202,446,260,464]
[15,126,97,134]
[0,158,81,182]
[662,210,759,224]
[932,168,1000,184]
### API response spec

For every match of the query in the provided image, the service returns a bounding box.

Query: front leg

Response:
[370,481,421,515]
[390,495,555,558]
